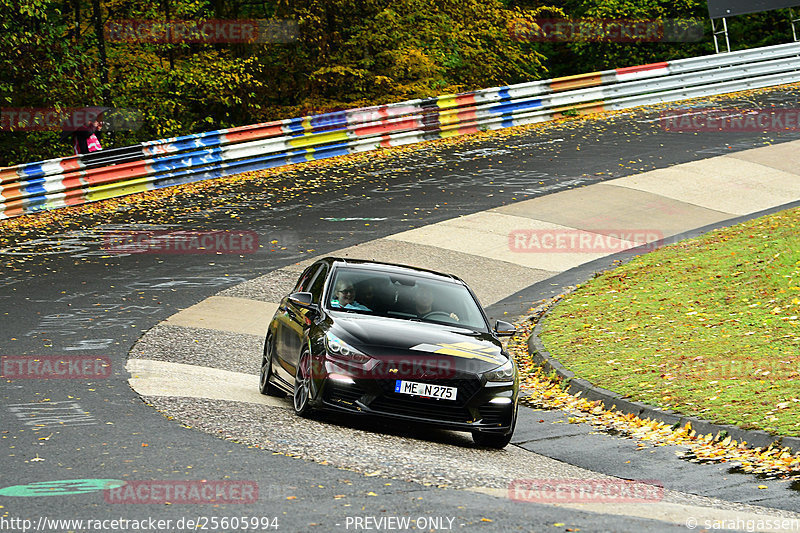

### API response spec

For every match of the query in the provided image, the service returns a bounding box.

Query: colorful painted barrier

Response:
[3,41,800,219]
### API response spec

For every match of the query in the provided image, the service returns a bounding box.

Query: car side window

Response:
[294,264,319,292]
[307,265,329,303]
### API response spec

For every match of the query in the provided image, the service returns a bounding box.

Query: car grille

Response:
[367,395,472,423]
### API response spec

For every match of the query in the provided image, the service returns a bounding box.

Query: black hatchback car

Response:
[259,258,519,448]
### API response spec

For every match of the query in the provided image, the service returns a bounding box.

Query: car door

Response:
[275,262,328,383]
[274,264,317,382]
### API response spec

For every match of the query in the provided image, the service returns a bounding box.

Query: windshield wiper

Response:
[447,328,481,335]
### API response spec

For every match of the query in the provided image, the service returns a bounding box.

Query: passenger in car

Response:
[331,279,371,311]
[413,285,459,321]
[356,278,394,315]
[356,279,377,310]
[413,286,435,316]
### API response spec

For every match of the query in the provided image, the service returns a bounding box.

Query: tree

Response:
[1,0,796,166]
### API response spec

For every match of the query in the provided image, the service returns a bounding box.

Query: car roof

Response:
[322,257,464,285]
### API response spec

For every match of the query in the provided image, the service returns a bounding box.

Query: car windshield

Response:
[326,268,487,331]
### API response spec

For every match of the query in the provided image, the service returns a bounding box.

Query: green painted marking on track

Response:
[0,479,125,497]
[321,217,387,221]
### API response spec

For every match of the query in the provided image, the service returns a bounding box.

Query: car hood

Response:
[329,315,508,373]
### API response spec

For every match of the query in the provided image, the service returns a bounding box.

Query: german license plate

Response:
[394,380,457,401]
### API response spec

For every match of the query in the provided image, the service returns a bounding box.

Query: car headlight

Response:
[484,359,515,382]
[325,332,370,363]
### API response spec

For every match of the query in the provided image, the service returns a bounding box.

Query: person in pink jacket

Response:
[72,116,103,155]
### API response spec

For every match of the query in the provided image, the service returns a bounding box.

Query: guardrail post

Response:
[711,17,731,54]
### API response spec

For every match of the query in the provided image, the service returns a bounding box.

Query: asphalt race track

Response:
[2,88,800,532]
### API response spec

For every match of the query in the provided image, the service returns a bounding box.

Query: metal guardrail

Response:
[2,42,800,220]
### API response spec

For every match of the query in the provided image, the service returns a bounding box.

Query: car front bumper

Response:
[316,361,517,431]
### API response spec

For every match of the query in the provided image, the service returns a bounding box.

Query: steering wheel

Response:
[422,311,455,321]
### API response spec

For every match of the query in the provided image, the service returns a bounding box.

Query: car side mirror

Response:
[288,292,313,306]
[493,320,516,337]
[288,292,318,314]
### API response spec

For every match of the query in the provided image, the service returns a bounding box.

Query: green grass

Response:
[539,206,800,437]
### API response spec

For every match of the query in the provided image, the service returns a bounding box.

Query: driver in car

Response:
[413,285,458,321]
[331,279,371,311]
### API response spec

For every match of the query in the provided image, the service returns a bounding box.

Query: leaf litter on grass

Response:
[509,208,800,480]
[508,308,800,480]
[538,206,800,437]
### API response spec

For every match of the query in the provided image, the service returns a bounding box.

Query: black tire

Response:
[259,335,285,397]
[293,349,313,417]
[472,403,517,449]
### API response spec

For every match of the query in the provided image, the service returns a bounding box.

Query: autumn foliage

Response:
[1,0,796,165]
